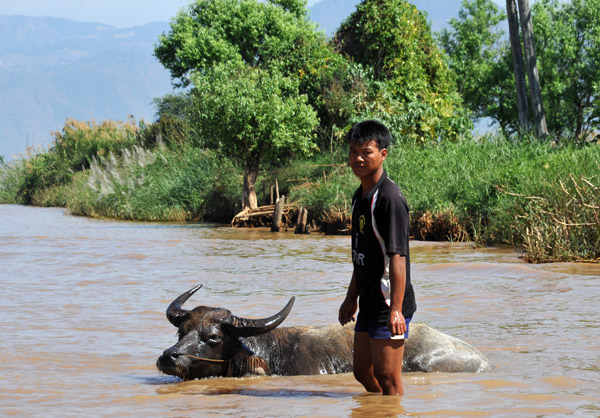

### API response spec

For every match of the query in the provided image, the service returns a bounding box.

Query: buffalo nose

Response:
[163,347,182,361]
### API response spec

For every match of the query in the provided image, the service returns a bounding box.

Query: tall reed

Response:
[290,136,600,262]
[68,144,241,222]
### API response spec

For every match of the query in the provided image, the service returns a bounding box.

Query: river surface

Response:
[1,204,598,417]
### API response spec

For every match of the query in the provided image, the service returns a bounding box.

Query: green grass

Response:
[67,144,242,222]
[1,122,598,262]
[290,136,600,262]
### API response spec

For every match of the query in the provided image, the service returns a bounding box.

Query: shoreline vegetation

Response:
[2,0,599,264]
[1,118,598,263]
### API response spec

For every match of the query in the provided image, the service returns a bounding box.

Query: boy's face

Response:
[348,140,387,179]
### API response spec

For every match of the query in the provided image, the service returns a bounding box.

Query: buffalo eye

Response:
[205,333,221,346]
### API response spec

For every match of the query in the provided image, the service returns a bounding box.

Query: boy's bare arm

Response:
[388,254,406,336]
[339,272,358,325]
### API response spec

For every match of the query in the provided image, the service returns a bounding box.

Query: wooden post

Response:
[271,195,285,232]
[274,178,280,201]
[302,208,308,234]
[270,185,274,205]
[295,207,309,234]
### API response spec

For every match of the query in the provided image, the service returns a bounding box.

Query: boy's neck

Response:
[360,167,384,198]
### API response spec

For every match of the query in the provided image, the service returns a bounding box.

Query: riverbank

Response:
[1,125,598,262]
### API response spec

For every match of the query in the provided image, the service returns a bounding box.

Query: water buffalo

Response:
[156,285,493,380]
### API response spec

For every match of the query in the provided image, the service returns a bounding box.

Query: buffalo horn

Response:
[224,296,295,337]
[166,284,203,327]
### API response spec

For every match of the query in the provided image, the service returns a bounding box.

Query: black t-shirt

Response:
[351,170,417,326]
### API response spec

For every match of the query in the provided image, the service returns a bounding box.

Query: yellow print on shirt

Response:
[359,215,366,234]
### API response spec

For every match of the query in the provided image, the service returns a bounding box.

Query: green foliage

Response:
[332,0,472,143]
[190,63,319,170]
[139,115,195,148]
[155,0,330,87]
[269,0,308,18]
[51,119,140,173]
[68,144,241,222]
[437,0,510,128]
[142,93,197,148]
[398,138,600,261]
[152,92,192,121]
[155,0,337,207]
[0,119,141,205]
[533,0,600,139]
[291,137,600,261]
[439,0,600,139]
[279,153,350,212]
[0,158,24,204]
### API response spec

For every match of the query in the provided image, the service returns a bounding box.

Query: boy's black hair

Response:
[347,120,392,150]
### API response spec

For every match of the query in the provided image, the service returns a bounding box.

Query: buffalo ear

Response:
[227,346,271,377]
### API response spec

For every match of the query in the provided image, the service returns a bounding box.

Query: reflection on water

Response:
[1,205,599,417]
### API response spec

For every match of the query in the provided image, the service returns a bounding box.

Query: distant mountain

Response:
[0,16,173,159]
[0,2,466,160]
[309,0,464,36]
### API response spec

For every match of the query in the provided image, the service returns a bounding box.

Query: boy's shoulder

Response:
[376,177,409,209]
[378,176,403,198]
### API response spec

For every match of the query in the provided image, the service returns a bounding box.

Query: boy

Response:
[338,120,416,396]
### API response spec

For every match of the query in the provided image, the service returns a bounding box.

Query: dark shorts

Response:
[355,315,412,340]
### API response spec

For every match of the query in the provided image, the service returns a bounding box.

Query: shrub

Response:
[69,144,241,222]
[290,135,600,261]
[1,119,143,205]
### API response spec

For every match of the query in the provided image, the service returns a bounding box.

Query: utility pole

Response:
[506,0,529,131]
[517,0,548,137]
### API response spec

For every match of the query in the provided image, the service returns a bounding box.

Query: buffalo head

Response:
[156,285,295,380]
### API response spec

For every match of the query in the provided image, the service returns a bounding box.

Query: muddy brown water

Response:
[1,204,598,417]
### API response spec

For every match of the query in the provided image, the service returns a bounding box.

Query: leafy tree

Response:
[152,93,191,121]
[144,93,196,148]
[154,0,347,207]
[438,0,506,123]
[333,0,472,143]
[533,0,600,139]
[155,0,331,88]
[190,63,318,210]
[155,0,356,207]
[438,0,524,135]
[440,0,600,139]
[269,0,308,18]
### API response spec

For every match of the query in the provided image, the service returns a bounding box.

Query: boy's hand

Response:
[338,298,357,326]
[388,307,406,337]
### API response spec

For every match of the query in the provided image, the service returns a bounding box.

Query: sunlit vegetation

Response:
[1,0,599,262]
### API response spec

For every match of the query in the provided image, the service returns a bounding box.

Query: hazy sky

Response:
[0,0,323,27]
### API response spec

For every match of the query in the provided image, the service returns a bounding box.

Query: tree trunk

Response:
[575,101,583,139]
[517,0,548,137]
[506,0,529,130]
[242,159,260,211]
